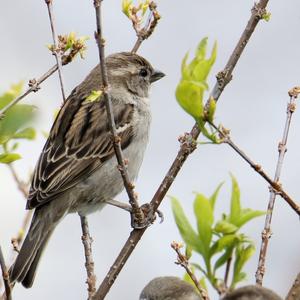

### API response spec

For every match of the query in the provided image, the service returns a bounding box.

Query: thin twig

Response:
[0,246,12,300]
[6,164,28,198]
[92,1,270,299]
[80,216,96,299]
[45,0,66,102]
[209,122,300,215]
[93,0,145,227]
[224,256,232,289]
[131,2,160,53]
[255,87,300,285]
[286,272,300,300]
[10,211,33,257]
[0,41,85,118]
[0,66,54,117]
[171,241,209,300]
[5,162,32,260]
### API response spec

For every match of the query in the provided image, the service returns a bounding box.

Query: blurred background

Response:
[1,0,300,299]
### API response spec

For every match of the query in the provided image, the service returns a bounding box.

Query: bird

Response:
[222,285,282,300]
[140,276,202,300]
[10,52,165,288]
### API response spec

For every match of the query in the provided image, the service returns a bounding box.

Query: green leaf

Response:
[170,197,202,253]
[176,80,204,119]
[214,220,238,234]
[209,182,224,210]
[191,263,207,276]
[235,208,265,228]
[262,12,271,22]
[194,193,213,258]
[86,90,103,102]
[66,32,76,50]
[11,142,19,151]
[0,104,36,144]
[213,246,234,272]
[206,97,216,123]
[13,127,36,140]
[196,118,219,143]
[0,82,24,110]
[229,174,241,225]
[231,244,255,288]
[195,37,208,61]
[181,52,189,78]
[176,38,217,122]
[185,245,193,260]
[210,234,238,256]
[0,153,21,163]
[122,0,133,18]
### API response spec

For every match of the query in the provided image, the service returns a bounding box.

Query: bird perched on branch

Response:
[10,52,165,288]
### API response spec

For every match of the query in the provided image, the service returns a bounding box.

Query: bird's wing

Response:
[27,92,135,209]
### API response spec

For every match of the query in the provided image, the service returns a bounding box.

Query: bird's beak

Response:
[150,69,165,83]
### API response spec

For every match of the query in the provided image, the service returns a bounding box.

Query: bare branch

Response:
[286,272,300,300]
[224,256,232,290]
[0,246,12,300]
[80,216,96,299]
[45,0,66,102]
[10,211,33,258]
[5,163,32,262]
[93,0,145,227]
[6,164,28,199]
[209,122,300,215]
[255,88,300,285]
[93,0,270,298]
[171,241,209,300]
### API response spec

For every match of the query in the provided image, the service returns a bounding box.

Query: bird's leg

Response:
[105,199,164,228]
[104,199,132,212]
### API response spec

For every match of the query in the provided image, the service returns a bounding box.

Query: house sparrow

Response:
[140,276,202,300]
[10,52,165,288]
[222,285,282,300]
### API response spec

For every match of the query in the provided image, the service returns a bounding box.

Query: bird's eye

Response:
[139,68,148,77]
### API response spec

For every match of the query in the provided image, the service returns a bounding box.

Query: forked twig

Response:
[171,241,209,300]
[45,0,66,102]
[92,1,271,299]
[255,87,300,285]
[209,121,300,215]
[131,2,160,53]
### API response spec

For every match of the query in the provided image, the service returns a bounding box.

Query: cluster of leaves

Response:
[176,37,219,143]
[0,83,36,164]
[47,32,89,63]
[171,176,265,292]
[122,0,150,19]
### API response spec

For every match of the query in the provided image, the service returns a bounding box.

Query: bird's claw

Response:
[130,204,164,229]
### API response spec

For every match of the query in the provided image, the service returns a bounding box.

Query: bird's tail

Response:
[10,206,63,288]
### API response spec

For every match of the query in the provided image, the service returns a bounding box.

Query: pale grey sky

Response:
[1,1,300,299]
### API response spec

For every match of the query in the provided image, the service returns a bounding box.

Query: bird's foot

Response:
[104,199,164,229]
[130,203,164,229]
